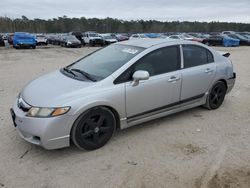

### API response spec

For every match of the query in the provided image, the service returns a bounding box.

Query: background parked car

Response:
[236,32,250,39]
[226,33,250,45]
[36,34,48,45]
[222,31,235,35]
[114,34,129,41]
[7,33,14,45]
[60,35,82,48]
[100,34,118,45]
[202,35,240,47]
[13,32,36,49]
[168,34,194,41]
[47,34,62,45]
[0,35,5,46]
[70,32,85,46]
[129,34,148,40]
[144,33,161,38]
[82,32,104,46]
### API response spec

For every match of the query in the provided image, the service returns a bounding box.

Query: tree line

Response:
[0,16,249,33]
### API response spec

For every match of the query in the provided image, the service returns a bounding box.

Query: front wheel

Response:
[71,107,116,150]
[204,81,227,110]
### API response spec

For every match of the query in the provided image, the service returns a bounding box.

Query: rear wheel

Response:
[71,107,116,150]
[204,81,227,110]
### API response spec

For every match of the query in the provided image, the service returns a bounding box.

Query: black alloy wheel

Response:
[207,81,227,109]
[71,107,116,150]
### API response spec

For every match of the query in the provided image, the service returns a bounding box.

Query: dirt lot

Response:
[0,45,250,188]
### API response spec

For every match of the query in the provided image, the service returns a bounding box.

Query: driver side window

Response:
[114,46,180,84]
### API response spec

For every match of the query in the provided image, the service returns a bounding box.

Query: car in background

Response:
[114,34,129,41]
[236,32,250,39]
[11,39,236,150]
[13,32,36,49]
[70,32,85,46]
[0,35,5,46]
[222,31,235,35]
[7,33,14,45]
[168,34,194,41]
[226,33,250,45]
[47,34,62,45]
[60,35,82,48]
[36,34,48,45]
[82,32,104,46]
[202,35,239,47]
[129,34,148,40]
[144,33,161,38]
[100,34,118,45]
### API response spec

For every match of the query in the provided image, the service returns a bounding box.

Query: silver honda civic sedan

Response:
[10,39,236,150]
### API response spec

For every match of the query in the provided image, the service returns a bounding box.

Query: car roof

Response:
[117,38,195,48]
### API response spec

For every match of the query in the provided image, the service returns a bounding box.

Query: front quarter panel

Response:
[67,82,126,128]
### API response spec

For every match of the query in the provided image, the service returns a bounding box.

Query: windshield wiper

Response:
[70,68,97,82]
[63,67,76,77]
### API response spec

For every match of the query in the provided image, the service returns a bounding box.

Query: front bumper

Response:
[226,72,236,93]
[10,99,73,150]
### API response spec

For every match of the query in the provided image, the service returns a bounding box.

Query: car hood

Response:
[21,70,95,107]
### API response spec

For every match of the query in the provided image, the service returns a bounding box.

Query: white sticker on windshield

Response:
[122,48,138,54]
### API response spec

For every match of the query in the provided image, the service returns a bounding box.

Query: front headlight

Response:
[27,107,70,118]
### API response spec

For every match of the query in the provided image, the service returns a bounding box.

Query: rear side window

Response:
[183,45,214,68]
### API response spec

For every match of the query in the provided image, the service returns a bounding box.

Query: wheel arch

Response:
[71,104,122,132]
[217,79,228,90]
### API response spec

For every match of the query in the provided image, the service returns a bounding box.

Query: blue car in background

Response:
[144,33,161,38]
[203,34,240,47]
[13,32,36,49]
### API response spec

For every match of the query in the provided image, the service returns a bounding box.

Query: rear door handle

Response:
[168,76,180,82]
[205,68,214,73]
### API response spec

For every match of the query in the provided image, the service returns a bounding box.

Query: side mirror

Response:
[132,70,150,86]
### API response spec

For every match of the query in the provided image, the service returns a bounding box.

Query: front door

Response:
[124,45,182,118]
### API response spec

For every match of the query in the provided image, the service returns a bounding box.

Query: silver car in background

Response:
[10,39,236,150]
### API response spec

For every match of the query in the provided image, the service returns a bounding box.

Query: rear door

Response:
[180,45,216,101]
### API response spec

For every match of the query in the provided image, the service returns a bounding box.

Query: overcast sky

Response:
[1,0,250,23]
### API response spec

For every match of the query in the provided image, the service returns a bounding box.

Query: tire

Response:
[32,45,36,49]
[89,40,95,47]
[71,107,116,150]
[204,81,227,110]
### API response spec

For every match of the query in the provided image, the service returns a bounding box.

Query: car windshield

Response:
[89,33,99,37]
[103,36,113,39]
[67,36,78,40]
[67,44,144,80]
[139,34,147,38]
[16,35,33,39]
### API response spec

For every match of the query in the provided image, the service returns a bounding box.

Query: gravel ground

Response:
[0,45,250,188]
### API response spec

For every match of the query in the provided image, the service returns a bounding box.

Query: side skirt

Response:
[120,93,207,129]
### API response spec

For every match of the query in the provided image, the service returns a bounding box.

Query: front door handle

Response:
[205,68,214,73]
[168,76,180,82]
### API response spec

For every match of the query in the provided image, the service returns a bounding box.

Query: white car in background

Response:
[100,34,118,45]
[129,34,148,40]
[82,32,104,46]
[36,34,47,45]
[168,34,194,41]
